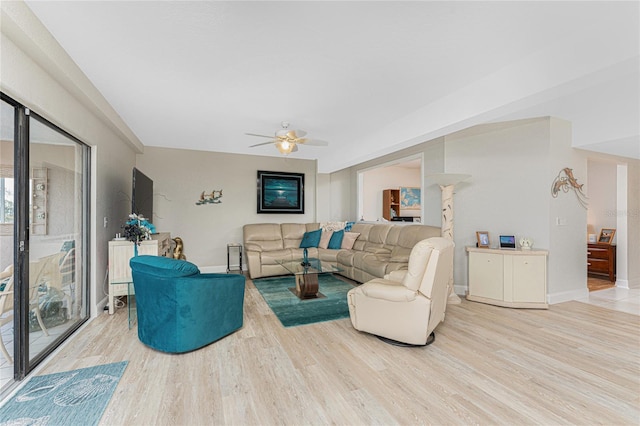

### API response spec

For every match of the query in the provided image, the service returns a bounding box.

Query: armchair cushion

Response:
[130,255,199,278]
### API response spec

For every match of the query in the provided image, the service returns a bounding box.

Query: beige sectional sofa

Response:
[243,222,440,283]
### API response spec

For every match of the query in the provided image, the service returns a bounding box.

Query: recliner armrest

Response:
[360,281,417,302]
[384,270,407,282]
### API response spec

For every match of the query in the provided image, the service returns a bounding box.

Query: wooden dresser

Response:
[587,243,616,282]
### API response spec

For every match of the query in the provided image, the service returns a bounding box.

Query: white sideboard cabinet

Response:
[466,246,548,309]
[108,232,172,314]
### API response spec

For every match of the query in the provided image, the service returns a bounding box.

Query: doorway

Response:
[357,154,424,223]
[0,94,90,392]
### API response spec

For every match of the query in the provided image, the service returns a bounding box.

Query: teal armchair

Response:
[130,255,245,353]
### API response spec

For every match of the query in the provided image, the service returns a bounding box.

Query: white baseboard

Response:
[617,277,640,289]
[548,288,589,305]
[616,279,630,289]
[454,284,467,297]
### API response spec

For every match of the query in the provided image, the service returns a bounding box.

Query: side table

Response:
[110,279,136,329]
[227,243,243,274]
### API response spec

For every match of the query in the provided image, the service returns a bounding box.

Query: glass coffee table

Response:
[276,257,341,300]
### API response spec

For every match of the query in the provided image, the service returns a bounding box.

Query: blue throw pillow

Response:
[328,230,344,249]
[299,229,322,248]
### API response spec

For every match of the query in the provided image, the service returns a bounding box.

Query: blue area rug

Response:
[0,361,128,426]
[253,274,355,327]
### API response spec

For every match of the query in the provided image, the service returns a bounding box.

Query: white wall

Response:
[587,159,618,241]
[547,118,588,303]
[2,2,142,314]
[445,118,559,298]
[136,147,317,270]
[625,161,640,288]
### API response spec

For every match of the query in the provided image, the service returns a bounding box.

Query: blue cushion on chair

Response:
[328,230,344,249]
[299,229,322,248]
[130,255,200,278]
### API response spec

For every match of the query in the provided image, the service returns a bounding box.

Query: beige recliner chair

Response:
[347,237,455,346]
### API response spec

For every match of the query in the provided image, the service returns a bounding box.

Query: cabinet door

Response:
[469,252,504,300]
[512,255,546,303]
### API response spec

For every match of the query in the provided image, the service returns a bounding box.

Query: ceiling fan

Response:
[246,121,328,155]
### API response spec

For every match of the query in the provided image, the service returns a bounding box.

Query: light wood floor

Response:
[34,278,640,425]
[588,276,615,292]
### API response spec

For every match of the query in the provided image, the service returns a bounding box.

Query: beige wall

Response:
[2,1,142,314]
[136,147,317,269]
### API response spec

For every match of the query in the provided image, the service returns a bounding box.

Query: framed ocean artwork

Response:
[400,187,421,210]
[257,170,304,214]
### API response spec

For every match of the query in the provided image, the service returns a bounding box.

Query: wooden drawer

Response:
[588,259,609,273]
[587,248,609,260]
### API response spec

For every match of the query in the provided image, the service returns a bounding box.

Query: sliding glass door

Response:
[0,94,90,391]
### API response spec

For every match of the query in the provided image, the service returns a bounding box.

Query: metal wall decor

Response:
[551,167,588,209]
[196,190,222,205]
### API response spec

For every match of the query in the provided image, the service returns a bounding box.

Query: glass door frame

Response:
[1,92,91,382]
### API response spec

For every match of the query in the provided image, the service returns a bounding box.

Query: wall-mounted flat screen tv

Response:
[132,167,153,222]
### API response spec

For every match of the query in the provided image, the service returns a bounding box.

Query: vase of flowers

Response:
[122,214,155,255]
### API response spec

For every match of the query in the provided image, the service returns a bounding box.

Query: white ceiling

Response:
[24,1,639,173]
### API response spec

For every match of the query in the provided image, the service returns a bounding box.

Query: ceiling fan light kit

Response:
[276,140,296,155]
[247,121,328,155]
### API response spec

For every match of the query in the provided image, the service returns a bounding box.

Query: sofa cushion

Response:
[261,249,294,265]
[130,255,200,278]
[328,230,344,249]
[300,229,322,248]
[282,223,308,249]
[341,232,360,249]
[243,223,284,252]
[390,246,411,262]
[318,230,333,249]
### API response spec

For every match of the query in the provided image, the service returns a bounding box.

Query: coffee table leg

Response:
[295,273,319,299]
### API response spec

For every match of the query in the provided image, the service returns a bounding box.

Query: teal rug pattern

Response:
[253,274,355,327]
[0,361,128,426]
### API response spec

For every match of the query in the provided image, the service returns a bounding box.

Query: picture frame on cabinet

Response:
[598,228,616,244]
[476,231,490,248]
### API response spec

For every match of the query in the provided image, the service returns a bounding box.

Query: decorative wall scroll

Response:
[551,167,588,209]
[196,190,222,205]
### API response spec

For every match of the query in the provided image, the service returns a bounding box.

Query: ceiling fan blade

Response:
[245,133,275,139]
[297,139,328,146]
[249,140,276,147]
[276,129,307,139]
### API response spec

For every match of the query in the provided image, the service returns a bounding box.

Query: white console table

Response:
[466,246,548,309]
[108,232,171,315]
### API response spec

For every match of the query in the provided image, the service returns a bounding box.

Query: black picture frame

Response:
[257,170,304,214]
